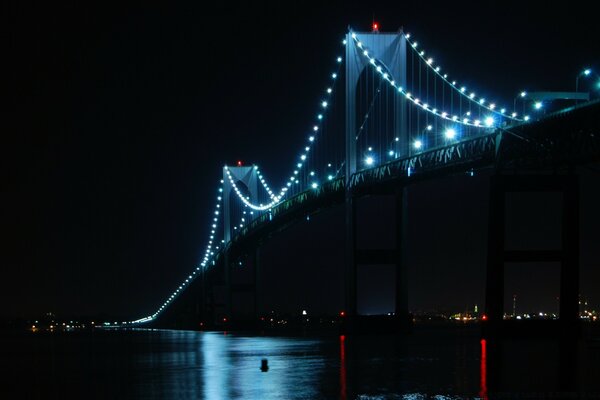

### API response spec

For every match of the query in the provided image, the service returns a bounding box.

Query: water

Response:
[1,326,599,399]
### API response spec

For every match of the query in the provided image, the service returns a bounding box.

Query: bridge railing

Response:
[350,133,499,192]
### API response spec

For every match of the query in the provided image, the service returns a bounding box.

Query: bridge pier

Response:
[223,247,261,328]
[484,173,580,338]
[344,187,410,333]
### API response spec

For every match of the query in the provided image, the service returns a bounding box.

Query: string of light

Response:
[225,52,345,209]
[351,32,504,129]
[129,180,225,324]
[225,166,280,211]
[403,32,529,122]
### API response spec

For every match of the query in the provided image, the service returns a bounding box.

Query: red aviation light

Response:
[372,22,379,32]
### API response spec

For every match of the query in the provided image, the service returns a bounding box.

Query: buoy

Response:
[260,358,269,372]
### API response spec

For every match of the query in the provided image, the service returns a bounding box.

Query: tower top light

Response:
[372,22,379,32]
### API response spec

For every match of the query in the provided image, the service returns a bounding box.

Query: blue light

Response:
[337,56,342,63]
[584,68,592,76]
[309,136,315,142]
[365,156,374,166]
[534,101,543,110]
[414,140,423,149]
[484,116,495,127]
[389,150,395,156]
[322,101,328,108]
[445,128,457,139]
[520,91,527,98]
[311,182,318,189]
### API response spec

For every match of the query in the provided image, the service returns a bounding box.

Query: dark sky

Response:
[5,2,600,319]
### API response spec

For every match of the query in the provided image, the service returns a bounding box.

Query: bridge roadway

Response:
[156,100,600,327]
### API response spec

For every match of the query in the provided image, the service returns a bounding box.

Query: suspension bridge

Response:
[124,27,600,334]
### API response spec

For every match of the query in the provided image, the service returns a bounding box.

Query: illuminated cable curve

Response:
[129,180,225,324]
[403,32,526,121]
[225,53,345,210]
[351,32,524,128]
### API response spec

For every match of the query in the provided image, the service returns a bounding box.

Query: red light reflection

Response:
[480,339,488,400]
[340,335,346,400]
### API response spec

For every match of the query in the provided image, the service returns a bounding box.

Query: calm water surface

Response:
[1,326,599,399]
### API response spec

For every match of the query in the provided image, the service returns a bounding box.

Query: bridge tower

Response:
[345,29,408,176]
[344,29,409,330]
[220,165,261,322]
[222,166,260,243]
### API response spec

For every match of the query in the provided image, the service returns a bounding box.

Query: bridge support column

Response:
[484,174,580,337]
[224,251,232,322]
[344,187,410,333]
[345,198,357,318]
[395,187,410,329]
[225,247,261,328]
[253,247,260,321]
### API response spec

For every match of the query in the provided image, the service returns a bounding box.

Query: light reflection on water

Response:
[1,326,599,399]
[201,333,325,399]
[131,329,481,399]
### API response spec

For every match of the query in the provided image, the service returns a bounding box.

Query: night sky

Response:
[5,2,600,320]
